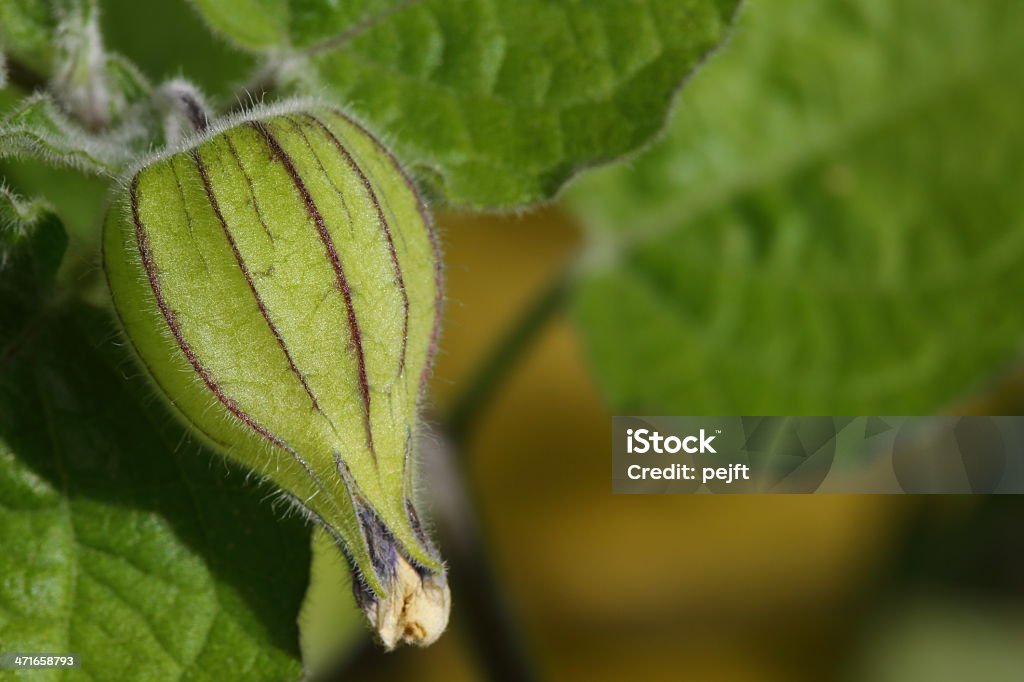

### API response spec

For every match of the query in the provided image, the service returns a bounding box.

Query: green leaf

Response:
[566,0,1024,414]
[0,0,56,77]
[0,185,66,353]
[0,184,65,288]
[0,93,137,175]
[0,305,310,681]
[188,0,742,208]
[186,0,290,51]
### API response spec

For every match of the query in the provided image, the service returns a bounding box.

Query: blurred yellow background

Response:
[431,207,892,682]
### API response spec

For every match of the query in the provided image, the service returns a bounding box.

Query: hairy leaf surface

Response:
[188,0,742,208]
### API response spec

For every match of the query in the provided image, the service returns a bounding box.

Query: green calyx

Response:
[103,99,448,649]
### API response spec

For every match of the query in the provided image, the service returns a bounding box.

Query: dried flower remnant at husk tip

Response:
[102,98,448,649]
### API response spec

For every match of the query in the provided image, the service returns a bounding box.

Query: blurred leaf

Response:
[49,0,136,131]
[855,600,1024,682]
[0,184,66,352]
[0,0,56,76]
[0,93,138,174]
[0,305,310,681]
[298,529,366,677]
[566,0,1024,414]
[186,0,289,51]
[188,0,741,208]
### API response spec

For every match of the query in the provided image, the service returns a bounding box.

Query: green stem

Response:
[445,271,570,448]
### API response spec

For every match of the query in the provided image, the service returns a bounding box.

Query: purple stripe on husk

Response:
[248,119,378,463]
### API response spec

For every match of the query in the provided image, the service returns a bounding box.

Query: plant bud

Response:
[103,100,447,649]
